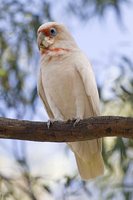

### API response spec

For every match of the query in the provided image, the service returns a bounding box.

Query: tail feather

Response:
[75,152,104,180]
[68,139,104,180]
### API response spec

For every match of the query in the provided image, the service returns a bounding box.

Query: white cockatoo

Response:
[37,22,104,180]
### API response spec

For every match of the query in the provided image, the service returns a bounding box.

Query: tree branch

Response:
[0,116,133,142]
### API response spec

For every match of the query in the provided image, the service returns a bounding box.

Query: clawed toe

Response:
[73,118,81,127]
[47,120,54,129]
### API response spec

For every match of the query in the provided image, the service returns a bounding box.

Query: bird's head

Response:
[37,22,78,54]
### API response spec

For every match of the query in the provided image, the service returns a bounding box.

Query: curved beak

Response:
[37,32,45,50]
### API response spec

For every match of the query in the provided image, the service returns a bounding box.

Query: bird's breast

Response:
[40,56,87,119]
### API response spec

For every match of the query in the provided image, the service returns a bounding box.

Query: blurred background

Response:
[0,0,133,199]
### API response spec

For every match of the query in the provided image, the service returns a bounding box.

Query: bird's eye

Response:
[50,28,57,36]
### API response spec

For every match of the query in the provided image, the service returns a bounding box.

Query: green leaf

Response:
[0,69,7,77]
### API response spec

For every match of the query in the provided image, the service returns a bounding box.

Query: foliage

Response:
[100,52,133,199]
[0,0,52,118]
[67,0,130,20]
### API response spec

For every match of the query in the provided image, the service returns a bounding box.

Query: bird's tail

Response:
[68,139,104,180]
[75,152,104,180]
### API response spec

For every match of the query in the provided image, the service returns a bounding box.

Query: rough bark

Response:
[0,116,133,142]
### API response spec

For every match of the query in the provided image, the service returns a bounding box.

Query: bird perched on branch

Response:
[37,22,104,180]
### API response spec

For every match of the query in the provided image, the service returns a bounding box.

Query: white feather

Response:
[37,22,104,180]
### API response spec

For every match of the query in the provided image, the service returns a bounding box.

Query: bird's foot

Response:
[47,119,54,129]
[73,118,81,127]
